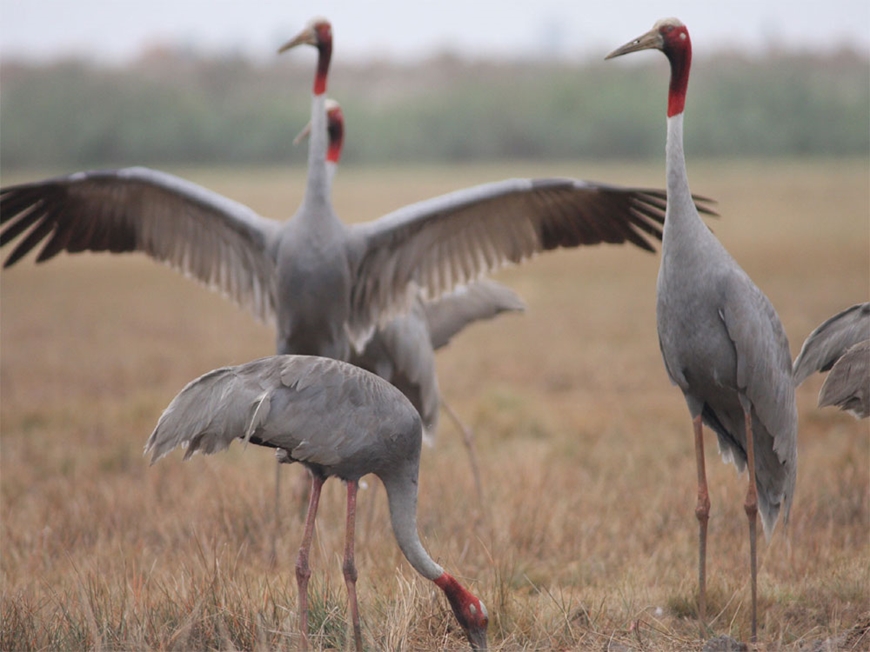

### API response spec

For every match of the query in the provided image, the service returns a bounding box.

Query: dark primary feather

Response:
[1,167,280,323]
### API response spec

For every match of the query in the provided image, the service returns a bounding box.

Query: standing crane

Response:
[310,97,525,505]
[606,19,797,643]
[307,98,525,445]
[145,354,489,651]
[793,302,870,418]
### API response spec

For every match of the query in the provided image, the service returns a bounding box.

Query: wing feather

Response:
[1,167,281,324]
[349,178,712,342]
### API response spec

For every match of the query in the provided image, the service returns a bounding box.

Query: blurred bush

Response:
[1,48,867,169]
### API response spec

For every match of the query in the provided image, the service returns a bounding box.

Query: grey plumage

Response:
[607,18,797,642]
[793,302,870,418]
[351,280,525,438]
[145,354,489,651]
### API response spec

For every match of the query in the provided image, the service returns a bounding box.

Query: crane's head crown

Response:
[605,18,692,117]
[278,17,332,53]
[278,17,333,95]
[605,17,688,59]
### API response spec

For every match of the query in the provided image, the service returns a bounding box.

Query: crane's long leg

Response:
[442,399,485,506]
[296,472,325,652]
[270,459,281,568]
[742,405,759,643]
[342,480,363,652]
[693,414,711,639]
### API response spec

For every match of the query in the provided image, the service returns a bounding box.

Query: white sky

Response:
[2,0,869,64]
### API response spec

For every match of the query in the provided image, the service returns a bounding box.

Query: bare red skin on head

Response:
[313,22,332,95]
[326,106,344,163]
[434,572,488,635]
[661,23,691,117]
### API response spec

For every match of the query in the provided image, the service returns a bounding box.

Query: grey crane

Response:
[309,97,524,507]
[145,354,489,651]
[307,98,525,444]
[793,302,870,418]
[607,18,798,643]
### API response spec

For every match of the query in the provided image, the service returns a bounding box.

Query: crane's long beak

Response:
[605,28,663,59]
[292,122,311,146]
[278,25,317,54]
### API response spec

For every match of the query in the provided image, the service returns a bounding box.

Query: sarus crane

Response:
[298,97,526,506]
[607,18,797,643]
[145,354,489,651]
[793,302,870,419]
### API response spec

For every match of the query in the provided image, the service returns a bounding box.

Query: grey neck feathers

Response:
[382,474,444,581]
[664,114,709,246]
[303,94,330,209]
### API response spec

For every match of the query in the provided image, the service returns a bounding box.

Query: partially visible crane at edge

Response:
[793,302,870,419]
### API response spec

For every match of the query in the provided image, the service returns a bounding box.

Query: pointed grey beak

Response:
[605,28,663,59]
[278,26,317,54]
[292,122,311,146]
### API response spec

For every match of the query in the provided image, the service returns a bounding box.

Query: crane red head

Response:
[278,17,333,95]
[325,99,345,164]
[434,573,489,650]
[293,98,344,163]
[605,18,692,118]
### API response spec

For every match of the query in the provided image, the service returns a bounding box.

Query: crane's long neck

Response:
[302,93,331,211]
[662,37,705,246]
[665,113,700,231]
[381,471,444,581]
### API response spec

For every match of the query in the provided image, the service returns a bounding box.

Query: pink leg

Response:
[270,459,281,568]
[742,406,759,643]
[296,472,325,651]
[343,480,363,652]
[693,415,711,638]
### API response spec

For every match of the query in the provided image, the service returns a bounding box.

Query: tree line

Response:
[1,48,867,169]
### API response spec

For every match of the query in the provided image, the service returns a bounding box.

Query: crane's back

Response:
[146,355,423,483]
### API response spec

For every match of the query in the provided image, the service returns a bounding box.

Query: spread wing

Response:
[424,279,526,351]
[348,177,715,343]
[1,167,281,323]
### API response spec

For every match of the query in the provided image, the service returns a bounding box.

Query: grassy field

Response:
[1,159,868,650]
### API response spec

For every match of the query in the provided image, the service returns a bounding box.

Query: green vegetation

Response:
[1,50,867,169]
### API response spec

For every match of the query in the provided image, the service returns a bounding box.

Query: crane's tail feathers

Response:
[144,365,262,464]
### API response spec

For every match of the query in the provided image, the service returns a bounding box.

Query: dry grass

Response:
[1,159,868,651]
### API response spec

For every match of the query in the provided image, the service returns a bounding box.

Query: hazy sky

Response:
[2,0,869,64]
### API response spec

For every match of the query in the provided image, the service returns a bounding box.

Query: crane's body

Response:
[658,113,796,532]
[146,354,489,651]
[607,18,797,643]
